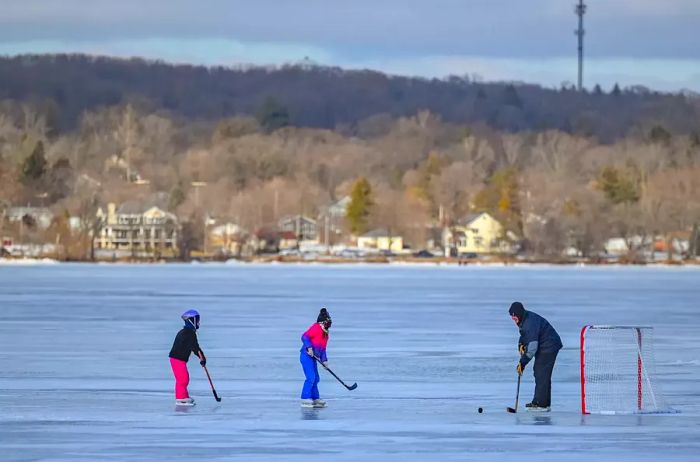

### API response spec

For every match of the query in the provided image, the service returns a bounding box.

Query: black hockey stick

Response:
[507,374,521,413]
[314,356,357,391]
[199,353,222,402]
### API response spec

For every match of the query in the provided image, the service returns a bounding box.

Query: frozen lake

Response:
[2,263,699,461]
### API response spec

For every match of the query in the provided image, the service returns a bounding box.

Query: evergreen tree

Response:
[21,140,47,184]
[690,131,700,149]
[648,125,672,145]
[502,84,523,109]
[168,181,187,211]
[346,177,373,235]
[611,83,622,97]
[256,97,290,132]
[596,166,640,204]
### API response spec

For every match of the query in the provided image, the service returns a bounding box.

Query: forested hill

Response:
[1,54,698,141]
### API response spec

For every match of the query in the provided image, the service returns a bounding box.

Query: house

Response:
[278,215,318,242]
[604,236,653,256]
[357,228,404,252]
[317,196,350,244]
[95,202,178,257]
[208,222,247,256]
[252,228,298,253]
[278,231,299,250]
[654,231,691,256]
[6,206,54,229]
[322,196,351,219]
[452,212,516,255]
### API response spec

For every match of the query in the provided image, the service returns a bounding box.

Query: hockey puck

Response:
[478,407,483,413]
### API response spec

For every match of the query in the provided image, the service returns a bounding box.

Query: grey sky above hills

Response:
[1,0,698,91]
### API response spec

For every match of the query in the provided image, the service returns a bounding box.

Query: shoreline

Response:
[2,256,699,267]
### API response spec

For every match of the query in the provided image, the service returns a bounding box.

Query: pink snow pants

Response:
[170,358,190,399]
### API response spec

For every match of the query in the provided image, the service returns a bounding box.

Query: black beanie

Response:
[317,308,331,323]
[509,302,525,319]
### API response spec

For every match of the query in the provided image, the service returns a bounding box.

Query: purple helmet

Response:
[181,309,200,329]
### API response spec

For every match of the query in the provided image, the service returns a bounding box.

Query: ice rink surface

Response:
[2,263,699,461]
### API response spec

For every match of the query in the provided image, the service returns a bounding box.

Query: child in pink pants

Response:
[168,309,206,406]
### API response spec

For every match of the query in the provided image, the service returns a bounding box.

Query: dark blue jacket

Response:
[518,310,562,366]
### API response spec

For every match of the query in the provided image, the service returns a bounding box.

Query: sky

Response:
[0,0,699,92]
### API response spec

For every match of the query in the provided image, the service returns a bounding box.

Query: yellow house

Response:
[453,212,514,254]
[357,228,404,252]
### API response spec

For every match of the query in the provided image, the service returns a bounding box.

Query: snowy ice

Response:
[1,263,699,461]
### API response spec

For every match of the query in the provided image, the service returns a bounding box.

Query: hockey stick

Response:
[313,355,357,391]
[199,352,222,402]
[507,374,521,413]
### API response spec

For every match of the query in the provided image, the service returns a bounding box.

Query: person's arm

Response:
[301,326,315,356]
[518,322,539,370]
[190,331,206,365]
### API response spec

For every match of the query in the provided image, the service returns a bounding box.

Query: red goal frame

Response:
[580,325,644,415]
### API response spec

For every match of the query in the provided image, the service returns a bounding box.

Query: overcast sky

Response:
[1,0,699,92]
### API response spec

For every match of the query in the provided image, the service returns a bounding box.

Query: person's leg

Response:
[545,351,558,407]
[311,360,320,400]
[533,352,556,407]
[300,352,317,399]
[170,357,190,399]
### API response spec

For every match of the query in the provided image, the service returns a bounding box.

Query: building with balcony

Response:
[95,202,178,257]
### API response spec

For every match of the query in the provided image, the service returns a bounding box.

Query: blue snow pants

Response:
[300,351,320,399]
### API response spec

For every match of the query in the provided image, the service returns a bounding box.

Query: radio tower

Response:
[575,0,587,91]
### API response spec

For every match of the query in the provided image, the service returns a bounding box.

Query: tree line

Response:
[1,97,699,260]
[1,54,699,142]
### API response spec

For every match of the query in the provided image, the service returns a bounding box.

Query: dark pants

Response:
[532,350,558,407]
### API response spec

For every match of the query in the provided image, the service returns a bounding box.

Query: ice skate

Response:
[300,399,315,408]
[175,397,196,406]
[313,399,327,408]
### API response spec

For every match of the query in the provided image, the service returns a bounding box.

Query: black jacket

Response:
[169,327,203,362]
[518,310,562,366]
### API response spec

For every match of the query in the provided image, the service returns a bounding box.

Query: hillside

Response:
[1,54,698,141]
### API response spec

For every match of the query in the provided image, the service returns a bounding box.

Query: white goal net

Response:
[580,325,677,415]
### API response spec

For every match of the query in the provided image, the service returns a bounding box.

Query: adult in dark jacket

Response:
[509,301,562,411]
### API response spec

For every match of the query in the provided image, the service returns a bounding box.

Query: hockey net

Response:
[580,325,676,415]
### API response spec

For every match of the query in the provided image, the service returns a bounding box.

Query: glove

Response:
[306,347,314,357]
[200,357,207,367]
[322,362,329,368]
[519,344,526,355]
[516,362,524,376]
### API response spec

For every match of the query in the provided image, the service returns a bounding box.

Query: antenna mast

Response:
[575,1,587,91]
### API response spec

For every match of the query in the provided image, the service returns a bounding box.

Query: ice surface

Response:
[2,264,700,461]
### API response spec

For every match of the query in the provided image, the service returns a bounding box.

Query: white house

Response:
[95,202,178,257]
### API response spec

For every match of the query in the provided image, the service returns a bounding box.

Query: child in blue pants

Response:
[300,308,331,408]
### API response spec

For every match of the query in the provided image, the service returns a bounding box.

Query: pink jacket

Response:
[301,323,329,362]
